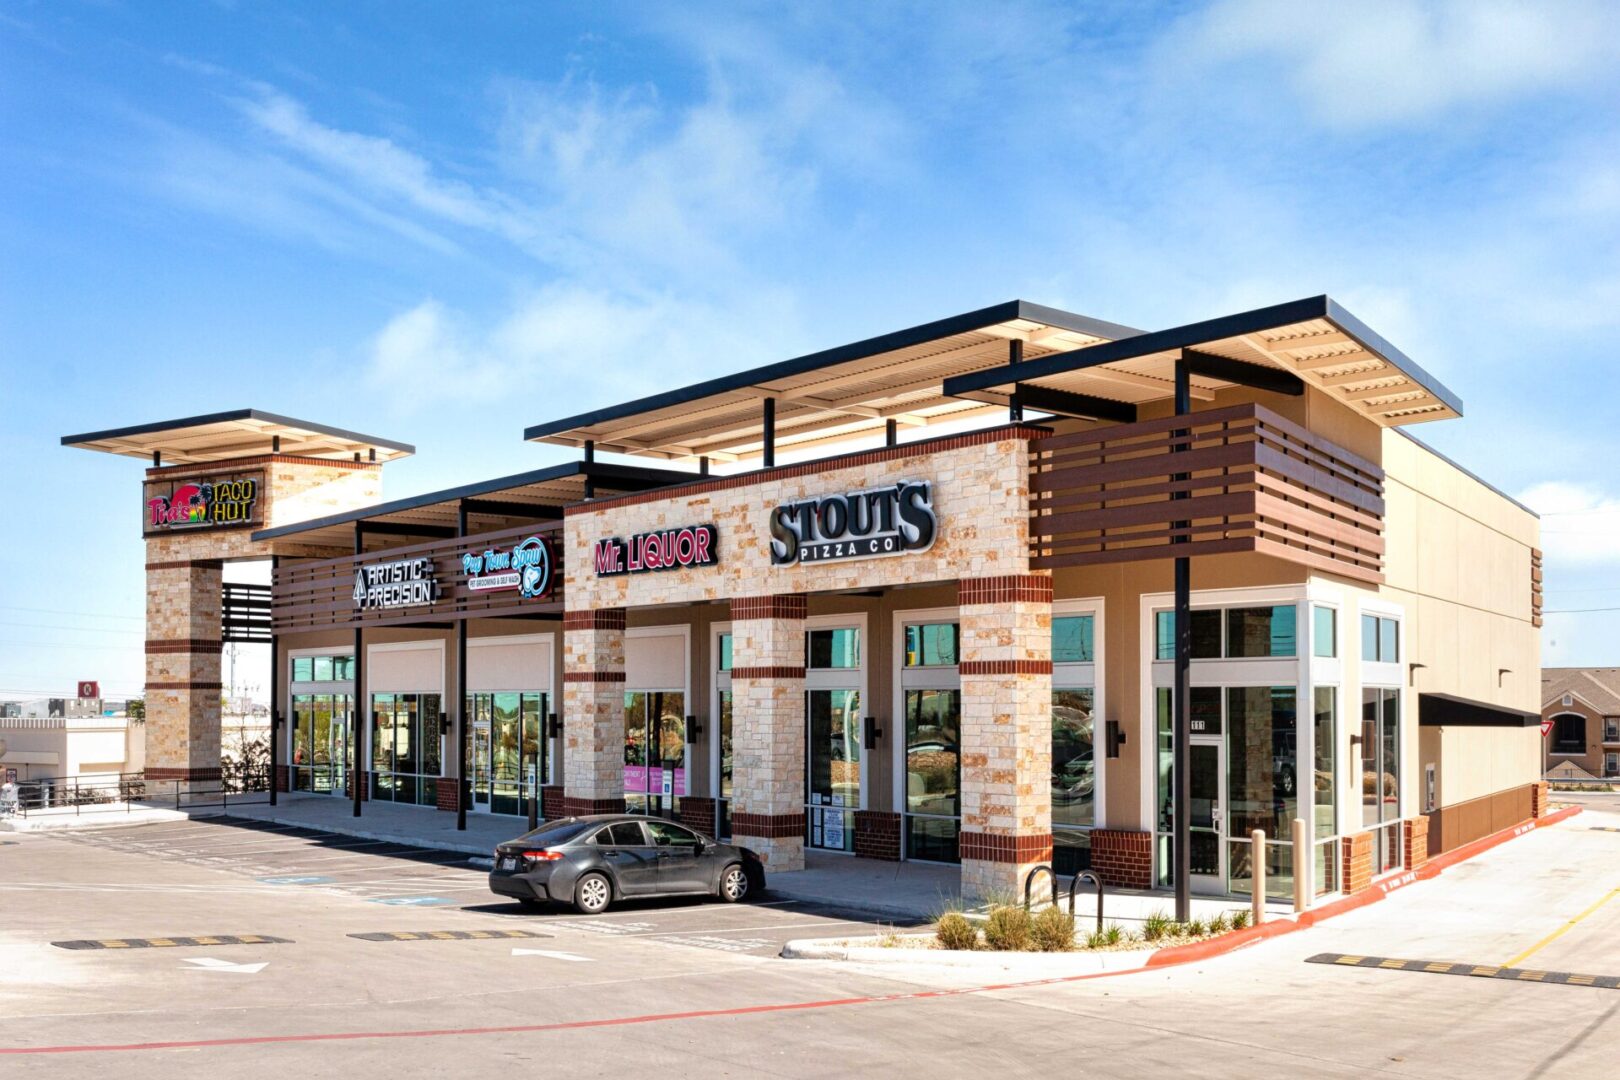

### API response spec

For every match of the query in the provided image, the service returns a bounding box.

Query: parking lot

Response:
[44,816,913,955]
[2,799,1617,1078]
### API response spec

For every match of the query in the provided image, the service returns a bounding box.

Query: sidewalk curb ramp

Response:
[782,807,1584,975]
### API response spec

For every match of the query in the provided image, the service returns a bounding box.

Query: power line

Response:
[0,605,143,621]
[0,622,143,636]
[1543,607,1620,614]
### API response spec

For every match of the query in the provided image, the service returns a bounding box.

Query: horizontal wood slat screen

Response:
[272,520,565,631]
[1029,403,1384,583]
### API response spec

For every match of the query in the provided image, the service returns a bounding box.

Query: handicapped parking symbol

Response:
[258,875,334,885]
[369,896,452,906]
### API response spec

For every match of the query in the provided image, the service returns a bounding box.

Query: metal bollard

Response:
[1251,829,1266,926]
[1292,817,1308,913]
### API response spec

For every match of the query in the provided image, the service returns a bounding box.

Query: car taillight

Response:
[523,850,564,862]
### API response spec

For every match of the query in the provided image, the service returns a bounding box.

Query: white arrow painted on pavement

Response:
[511,948,592,962]
[182,957,267,974]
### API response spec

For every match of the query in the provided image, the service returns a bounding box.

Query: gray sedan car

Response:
[488,814,767,915]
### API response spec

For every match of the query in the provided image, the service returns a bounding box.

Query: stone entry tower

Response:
[64,411,412,787]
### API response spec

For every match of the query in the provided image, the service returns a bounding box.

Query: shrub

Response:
[1085,928,1108,949]
[1185,918,1206,937]
[1231,908,1251,930]
[1141,909,1172,942]
[984,905,1033,951]
[1208,912,1230,935]
[1103,923,1124,946]
[1031,906,1076,952]
[935,912,979,951]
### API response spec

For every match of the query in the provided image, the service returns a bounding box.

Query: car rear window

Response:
[517,820,593,846]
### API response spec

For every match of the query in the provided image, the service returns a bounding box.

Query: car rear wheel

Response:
[717,863,749,903]
[573,872,612,915]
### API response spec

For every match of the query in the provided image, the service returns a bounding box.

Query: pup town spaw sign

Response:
[769,480,937,566]
[462,535,553,599]
[353,556,441,611]
[142,471,263,535]
[593,524,718,577]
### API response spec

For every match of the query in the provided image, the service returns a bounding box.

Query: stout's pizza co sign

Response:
[769,480,937,566]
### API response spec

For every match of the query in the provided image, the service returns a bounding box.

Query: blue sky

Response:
[3,1,1620,702]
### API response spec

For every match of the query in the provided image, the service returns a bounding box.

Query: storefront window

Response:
[292,653,352,683]
[904,623,958,667]
[807,628,860,669]
[1313,608,1337,658]
[1153,610,1222,660]
[370,693,442,806]
[1052,616,1094,663]
[903,688,960,862]
[717,633,733,672]
[1051,688,1095,874]
[1314,686,1338,895]
[807,688,861,852]
[1226,606,1297,658]
[1226,686,1297,900]
[1362,615,1399,662]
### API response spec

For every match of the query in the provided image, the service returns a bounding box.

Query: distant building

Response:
[1542,668,1620,779]
[0,712,144,784]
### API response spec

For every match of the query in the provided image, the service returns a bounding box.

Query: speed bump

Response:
[348,929,552,942]
[1307,953,1619,989]
[53,935,291,951]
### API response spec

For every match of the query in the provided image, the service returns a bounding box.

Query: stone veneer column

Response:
[729,595,808,871]
[144,558,224,788]
[562,609,627,817]
[957,574,1053,901]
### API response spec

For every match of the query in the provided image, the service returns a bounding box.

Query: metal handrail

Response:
[5,768,271,818]
[1068,870,1104,934]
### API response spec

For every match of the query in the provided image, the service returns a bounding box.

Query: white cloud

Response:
[1170,0,1620,127]
[1520,480,1620,565]
[367,284,804,420]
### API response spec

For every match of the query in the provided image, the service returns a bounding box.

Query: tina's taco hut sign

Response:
[143,471,262,534]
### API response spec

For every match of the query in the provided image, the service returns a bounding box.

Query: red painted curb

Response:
[1145,807,1582,966]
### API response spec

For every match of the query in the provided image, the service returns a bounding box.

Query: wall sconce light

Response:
[1408,662,1427,687]
[547,712,562,739]
[684,715,702,743]
[863,716,883,751]
[1106,720,1127,758]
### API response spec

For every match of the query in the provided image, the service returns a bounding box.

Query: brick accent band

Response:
[562,795,626,817]
[730,666,807,681]
[854,810,901,861]
[562,609,627,632]
[1403,815,1430,870]
[959,574,1054,606]
[145,766,223,782]
[1342,831,1374,894]
[435,777,459,812]
[541,785,566,822]
[569,424,1053,516]
[1090,828,1153,889]
[730,595,808,622]
[960,831,1053,864]
[678,796,718,836]
[562,671,627,684]
[146,639,224,655]
[731,811,807,839]
[147,680,224,691]
[145,558,226,572]
[958,659,1053,676]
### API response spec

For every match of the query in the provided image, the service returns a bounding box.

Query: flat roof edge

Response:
[62,408,416,455]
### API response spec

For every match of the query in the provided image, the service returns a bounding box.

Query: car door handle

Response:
[602,850,620,857]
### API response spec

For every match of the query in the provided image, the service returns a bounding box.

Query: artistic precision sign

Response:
[769,480,937,566]
[143,471,263,535]
[462,535,553,599]
[353,556,441,610]
[593,524,718,577]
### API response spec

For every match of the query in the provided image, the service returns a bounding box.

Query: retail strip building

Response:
[65,297,1546,903]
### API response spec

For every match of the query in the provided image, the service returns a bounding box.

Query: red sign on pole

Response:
[77,681,99,700]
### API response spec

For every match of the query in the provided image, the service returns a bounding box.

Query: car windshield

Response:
[513,820,593,846]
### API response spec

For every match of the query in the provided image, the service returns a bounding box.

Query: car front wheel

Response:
[573,872,612,915]
[717,863,749,903]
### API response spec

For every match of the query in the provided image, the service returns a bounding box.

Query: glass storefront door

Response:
[901,620,961,863]
[1189,738,1225,892]
[1362,687,1402,876]
[291,693,352,795]
[370,693,443,806]
[624,690,686,817]
[806,689,861,851]
[465,692,545,816]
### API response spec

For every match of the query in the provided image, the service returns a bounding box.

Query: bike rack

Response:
[1023,863,1058,910]
[1068,871,1104,934]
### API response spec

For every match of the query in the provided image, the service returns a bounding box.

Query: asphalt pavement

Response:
[1,797,1615,1079]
